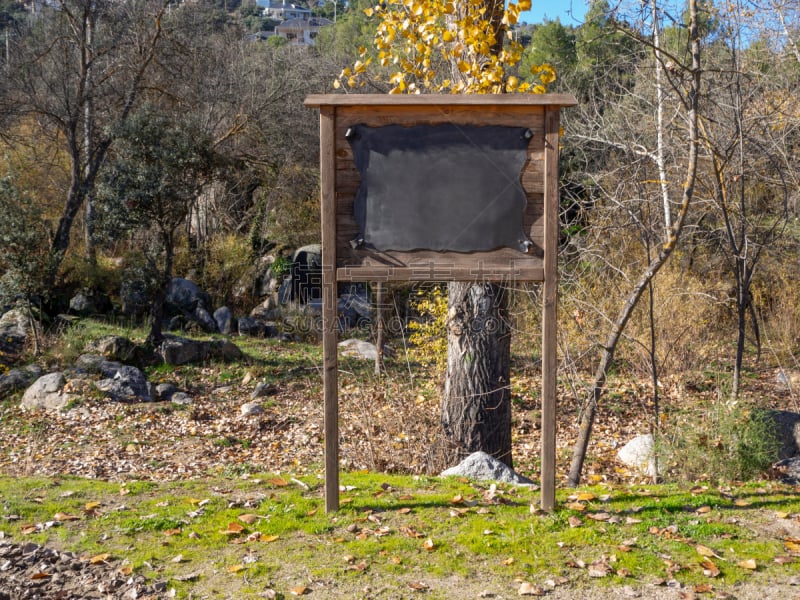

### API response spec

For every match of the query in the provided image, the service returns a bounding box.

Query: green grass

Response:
[2,474,799,598]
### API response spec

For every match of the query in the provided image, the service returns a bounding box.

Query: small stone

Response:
[241,402,265,417]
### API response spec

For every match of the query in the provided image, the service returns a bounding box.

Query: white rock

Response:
[617,434,661,477]
[338,339,379,361]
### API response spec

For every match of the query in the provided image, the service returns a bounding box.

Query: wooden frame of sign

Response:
[304,94,577,512]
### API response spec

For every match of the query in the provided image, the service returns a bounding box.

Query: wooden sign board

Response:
[304,94,577,512]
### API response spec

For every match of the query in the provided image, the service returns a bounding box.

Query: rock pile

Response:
[0,540,166,599]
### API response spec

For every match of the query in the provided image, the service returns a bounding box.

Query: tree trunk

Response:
[567,0,701,487]
[440,282,512,468]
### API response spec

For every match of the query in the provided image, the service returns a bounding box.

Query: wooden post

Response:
[374,282,384,376]
[541,106,560,511]
[320,106,339,513]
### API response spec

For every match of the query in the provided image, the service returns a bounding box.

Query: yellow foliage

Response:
[339,0,556,94]
[408,286,448,372]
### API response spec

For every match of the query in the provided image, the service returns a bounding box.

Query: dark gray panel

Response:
[348,124,532,253]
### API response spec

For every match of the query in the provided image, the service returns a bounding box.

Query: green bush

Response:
[664,403,781,482]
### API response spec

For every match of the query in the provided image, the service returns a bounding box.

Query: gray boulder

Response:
[165,278,212,314]
[74,354,107,373]
[193,306,218,333]
[775,456,800,483]
[170,392,193,405]
[250,296,281,322]
[237,317,277,338]
[83,336,136,362]
[440,451,534,485]
[290,244,322,304]
[765,410,800,460]
[251,382,278,400]
[157,335,243,366]
[214,307,234,335]
[68,290,110,316]
[253,254,280,298]
[21,373,73,410]
[0,365,43,399]
[155,382,178,401]
[0,306,30,365]
[120,279,150,317]
[0,306,30,338]
[94,365,151,402]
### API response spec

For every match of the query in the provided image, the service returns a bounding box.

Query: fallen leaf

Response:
[269,477,289,487]
[737,559,757,570]
[30,572,51,580]
[518,581,545,595]
[588,561,613,578]
[566,502,587,512]
[695,506,712,514]
[784,538,800,554]
[701,559,720,577]
[228,564,245,573]
[89,553,111,565]
[408,581,429,592]
[502,556,515,566]
[450,494,464,504]
[423,538,435,551]
[221,522,245,535]
[693,583,713,593]
[568,516,583,528]
[587,512,611,521]
[695,545,722,559]
[84,502,101,511]
[576,492,597,502]
[733,499,751,507]
[238,514,259,525]
[164,528,181,537]
[397,507,412,514]
[171,554,185,563]
[260,534,280,543]
[53,512,80,522]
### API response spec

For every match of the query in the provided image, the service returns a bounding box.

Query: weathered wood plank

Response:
[319,107,340,513]
[305,93,578,108]
[541,106,560,512]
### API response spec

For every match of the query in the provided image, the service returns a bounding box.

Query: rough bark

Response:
[439,282,512,468]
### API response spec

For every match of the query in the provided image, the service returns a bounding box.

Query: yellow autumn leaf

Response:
[89,553,111,565]
[228,564,245,573]
[737,559,757,570]
[696,545,722,559]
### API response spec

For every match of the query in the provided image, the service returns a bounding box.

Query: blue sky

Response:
[520,0,588,26]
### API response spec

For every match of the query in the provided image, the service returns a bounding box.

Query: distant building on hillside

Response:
[257,0,311,21]
[274,16,332,45]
